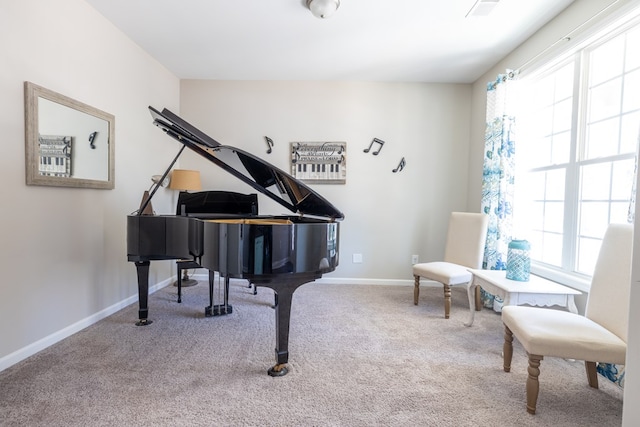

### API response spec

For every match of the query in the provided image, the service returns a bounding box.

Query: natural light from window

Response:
[514,18,640,286]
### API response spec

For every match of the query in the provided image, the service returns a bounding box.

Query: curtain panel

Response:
[481,72,518,311]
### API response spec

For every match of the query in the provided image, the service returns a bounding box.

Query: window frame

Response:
[515,16,640,292]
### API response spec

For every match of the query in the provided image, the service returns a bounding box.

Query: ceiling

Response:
[84,0,575,83]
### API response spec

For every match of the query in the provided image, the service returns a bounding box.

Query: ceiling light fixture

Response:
[306,0,340,19]
[466,0,500,18]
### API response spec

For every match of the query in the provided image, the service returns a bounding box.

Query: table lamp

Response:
[169,169,202,192]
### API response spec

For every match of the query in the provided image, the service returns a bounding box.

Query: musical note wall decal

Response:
[89,131,98,149]
[264,136,274,154]
[292,150,301,164]
[291,142,300,164]
[363,138,385,155]
[393,157,406,173]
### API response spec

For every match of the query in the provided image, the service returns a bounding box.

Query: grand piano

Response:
[127,107,343,376]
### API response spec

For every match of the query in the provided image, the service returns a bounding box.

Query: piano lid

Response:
[149,107,344,221]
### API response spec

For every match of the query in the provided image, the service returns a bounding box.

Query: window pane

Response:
[555,63,575,100]
[581,163,611,199]
[588,78,622,122]
[621,111,640,154]
[590,35,625,84]
[626,27,640,71]
[623,69,640,112]
[553,98,573,133]
[531,75,555,108]
[551,131,571,164]
[611,201,631,223]
[538,105,554,135]
[544,201,564,233]
[585,117,620,159]
[546,169,566,200]
[529,202,545,231]
[528,172,546,200]
[528,136,552,167]
[541,232,563,266]
[579,201,610,237]
[529,231,543,259]
[611,158,635,199]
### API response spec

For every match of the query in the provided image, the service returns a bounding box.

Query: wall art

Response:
[291,142,346,184]
[38,135,72,177]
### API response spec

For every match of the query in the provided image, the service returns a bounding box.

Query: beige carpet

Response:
[0,281,623,426]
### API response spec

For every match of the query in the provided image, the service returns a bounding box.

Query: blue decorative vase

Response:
[506,239,530,281]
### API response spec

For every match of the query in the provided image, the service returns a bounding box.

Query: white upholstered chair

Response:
[502,223,632,415]
[413,212,489,320]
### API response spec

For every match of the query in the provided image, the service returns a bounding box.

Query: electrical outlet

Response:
[411,254,419,264]
[352,253,363,264]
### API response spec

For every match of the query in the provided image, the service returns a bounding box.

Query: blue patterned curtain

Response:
[480,71,518,311]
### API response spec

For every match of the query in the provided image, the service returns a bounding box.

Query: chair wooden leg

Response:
[585,361,599,389]
[443,283,451,319]
[413,275,420,305]
[475,285,482,311]
[526,354,543,415]
[503,324,513,372]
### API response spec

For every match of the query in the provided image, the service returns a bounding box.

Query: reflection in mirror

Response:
[24,81,115,189]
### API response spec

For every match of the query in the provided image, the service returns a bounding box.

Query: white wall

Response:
[0,0,180,369]
[467,1,639,424]
[179,80,473,282]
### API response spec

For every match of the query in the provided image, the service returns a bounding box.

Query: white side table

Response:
[465,269,581,326]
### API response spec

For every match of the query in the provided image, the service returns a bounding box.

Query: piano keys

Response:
[127,107,343,376]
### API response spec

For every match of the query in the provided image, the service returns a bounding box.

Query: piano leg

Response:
[248,281,257,295]
[134,261,153,326]
[251,273,320,377]
[269,285,293,377]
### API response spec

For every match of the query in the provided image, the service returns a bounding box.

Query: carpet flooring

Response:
[0,281,624,426]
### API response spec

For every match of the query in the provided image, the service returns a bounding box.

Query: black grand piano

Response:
[127,107,343,376]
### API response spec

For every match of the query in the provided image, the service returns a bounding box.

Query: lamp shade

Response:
[307,0,340,19]
[169,169,202,191]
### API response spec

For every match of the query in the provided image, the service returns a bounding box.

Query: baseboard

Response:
[316,277,414,286]
[0,277,172,373]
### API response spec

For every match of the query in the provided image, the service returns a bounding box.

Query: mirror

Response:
[24,81,115,189]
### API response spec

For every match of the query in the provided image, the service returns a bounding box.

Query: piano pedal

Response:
[205,304,233,317]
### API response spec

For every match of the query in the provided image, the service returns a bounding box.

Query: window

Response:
[515,19,640,288]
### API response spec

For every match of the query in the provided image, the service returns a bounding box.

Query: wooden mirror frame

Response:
[24,81,115,189]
